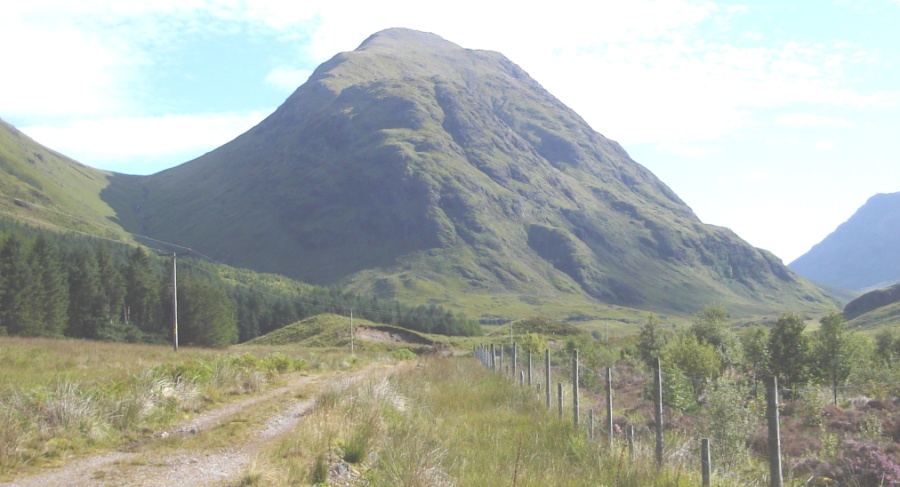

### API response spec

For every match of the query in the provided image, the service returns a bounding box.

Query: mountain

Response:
[790,192,900,291]
[0,119,138,240]
[844,283,900,321]
[102,28,830,317]
[844,282,900,331]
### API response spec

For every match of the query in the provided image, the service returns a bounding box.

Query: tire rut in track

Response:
[2,363,390,487]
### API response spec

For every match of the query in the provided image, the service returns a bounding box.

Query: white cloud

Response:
[3,0,897,183]
[19,111,268,172]
[0,19,138,121]
[658,142,722,158]
[815,140,836,150]
[775,113,851,127]
[265,67,312,92]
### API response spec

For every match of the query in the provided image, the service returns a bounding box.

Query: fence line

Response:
[474,344,787,485]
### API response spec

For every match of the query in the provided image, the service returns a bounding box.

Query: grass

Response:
[247,357,722,486]
[0,336,329,476]
[241,313,440,354]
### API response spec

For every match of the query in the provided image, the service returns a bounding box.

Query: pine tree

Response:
[0,235,36,335]
[29,235,69,336]
[66,248,106,339]
[124,247,161,336]
[95,247,125,334]
[177,273,238,348]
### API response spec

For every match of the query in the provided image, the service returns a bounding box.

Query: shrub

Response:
[835,440,900,486]
[390,348,417,361]
[699,379,758,470]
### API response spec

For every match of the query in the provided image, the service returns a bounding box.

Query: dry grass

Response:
[0,336,319,475]
[245,358,720,486]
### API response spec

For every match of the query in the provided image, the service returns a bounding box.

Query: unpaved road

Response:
[2,363,390,487]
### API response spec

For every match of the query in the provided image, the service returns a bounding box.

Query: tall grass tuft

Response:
[0,407,27,471]
[342,417,375,464]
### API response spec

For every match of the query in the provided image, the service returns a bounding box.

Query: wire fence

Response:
[474,342,900,487]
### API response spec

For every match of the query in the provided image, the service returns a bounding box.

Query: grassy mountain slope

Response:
[243,313,437,352]
[0,119,138,240]
[843,282,900,330]
[844,283,900,320]
[790,192,900,291]
[111,28,833,318]
[846,300,900,331]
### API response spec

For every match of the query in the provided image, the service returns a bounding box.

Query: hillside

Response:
[243,313,436,352]
[843,282,900,330]
[790,192,900,291]
[107,28,833,318]
[0,119,138,240]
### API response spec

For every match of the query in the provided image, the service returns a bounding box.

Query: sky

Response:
[2,0,899,265]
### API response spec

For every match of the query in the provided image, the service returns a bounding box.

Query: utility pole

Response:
[159,251,189,352]
[172,253,178,352]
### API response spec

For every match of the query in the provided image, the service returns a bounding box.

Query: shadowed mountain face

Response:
[790,192,900,291]
[100,28,830,315]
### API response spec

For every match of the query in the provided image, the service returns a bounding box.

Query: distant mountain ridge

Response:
[104,28,830,316]
[790,192,900,291]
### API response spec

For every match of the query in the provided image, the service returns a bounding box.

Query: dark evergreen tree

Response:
[0,235,35,335]
[95,247,125,338]
[66,247,106,339]
[124,247,162,337]
[177,272,238,348]
[29,235,69,337]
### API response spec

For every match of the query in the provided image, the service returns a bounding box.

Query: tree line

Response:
[0,222,480,346]
[633,305,900,408]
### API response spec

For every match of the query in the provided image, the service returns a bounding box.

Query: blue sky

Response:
[2,0,898,264]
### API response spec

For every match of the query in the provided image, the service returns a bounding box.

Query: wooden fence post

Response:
[500,346,504,375]
[520,371,525,387]
[490,344,496,370]
[513,342,517,381]
[627,424,635,460]
[557,382,563,418]
[766,376,784,487]
[606,366,614,448]
[654,357,664,467]
[545,349,551,410]
[528,350,533,387]
[701,438,711,486]
[573,349,579,427]
[589,409,595,440]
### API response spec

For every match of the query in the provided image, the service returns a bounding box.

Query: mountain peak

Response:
[790,190,900,291]
[357,28,453,51]
[116,29,833,317]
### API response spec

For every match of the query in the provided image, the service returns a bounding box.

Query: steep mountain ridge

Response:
[110,28,830,316]
[790,192,900,291]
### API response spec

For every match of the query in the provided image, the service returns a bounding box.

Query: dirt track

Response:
[2,363,389,487]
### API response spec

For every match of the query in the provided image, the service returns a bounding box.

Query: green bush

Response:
[390,348,417,361]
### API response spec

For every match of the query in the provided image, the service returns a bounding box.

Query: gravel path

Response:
[2,364,386,487]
